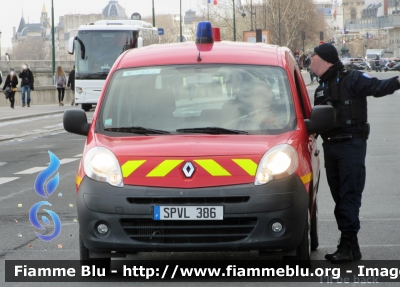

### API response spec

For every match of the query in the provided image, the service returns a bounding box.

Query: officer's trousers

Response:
[322,137,367,233]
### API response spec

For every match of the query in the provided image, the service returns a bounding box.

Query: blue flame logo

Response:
[29,201,62,241]
[29,151,62,241]
[34,151,60,198]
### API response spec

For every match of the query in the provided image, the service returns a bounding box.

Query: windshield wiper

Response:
[104,126,170,135]
[176,127,248,135]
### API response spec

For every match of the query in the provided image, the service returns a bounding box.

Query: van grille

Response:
[120,218,257,244]
[127,197,250,204]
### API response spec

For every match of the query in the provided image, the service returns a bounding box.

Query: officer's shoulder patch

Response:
[362,73,371,78]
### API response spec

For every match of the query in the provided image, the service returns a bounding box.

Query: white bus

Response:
[68,20,159,111]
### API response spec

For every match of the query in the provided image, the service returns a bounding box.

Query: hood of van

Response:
[94,132,294,188]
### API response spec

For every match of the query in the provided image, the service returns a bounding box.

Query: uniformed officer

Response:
[310,43,400,263]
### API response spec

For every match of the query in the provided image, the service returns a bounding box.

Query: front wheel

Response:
[283,211,311,267]
[310,201,319,251]
[82,104,92,112]
[79,235,111,274]
[367,68,371,72]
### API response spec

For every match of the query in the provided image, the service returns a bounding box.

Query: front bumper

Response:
[77,175,309,254]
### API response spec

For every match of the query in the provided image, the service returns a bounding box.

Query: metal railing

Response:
[346,15,400,29]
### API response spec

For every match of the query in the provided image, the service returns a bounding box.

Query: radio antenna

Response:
[197,27,203,61]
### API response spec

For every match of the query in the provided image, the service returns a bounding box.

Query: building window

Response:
[351,8,357,19]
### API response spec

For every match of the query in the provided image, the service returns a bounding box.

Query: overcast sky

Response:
[0,0,210,51]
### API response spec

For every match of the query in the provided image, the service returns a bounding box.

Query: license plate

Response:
[153,206,223,220]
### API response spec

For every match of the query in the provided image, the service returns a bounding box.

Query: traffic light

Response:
[320,31,324,41]
[301,31,305,40]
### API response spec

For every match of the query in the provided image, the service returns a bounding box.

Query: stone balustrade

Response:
[0,60,75,107]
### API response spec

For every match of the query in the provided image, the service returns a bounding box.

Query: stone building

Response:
[12,4,52,59]
[12,1,131,61]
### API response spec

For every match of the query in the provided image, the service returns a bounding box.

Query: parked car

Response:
[342,58,371,71]
[368,58,388,72]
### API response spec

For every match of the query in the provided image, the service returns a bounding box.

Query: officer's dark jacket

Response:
[314,61,400,139]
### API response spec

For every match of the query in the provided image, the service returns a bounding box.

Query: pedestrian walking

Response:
[67,65,75,105]
[18,63,34,107]
[5,53,10,61]
[310,43,400,263]
[3,68,19,109]
[55,66,67,106]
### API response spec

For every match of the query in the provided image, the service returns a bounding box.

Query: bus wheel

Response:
[82,104,92,112]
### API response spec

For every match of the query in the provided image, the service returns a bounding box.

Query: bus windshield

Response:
[75,30,138,80]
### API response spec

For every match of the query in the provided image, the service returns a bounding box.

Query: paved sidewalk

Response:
[0,104,81,123]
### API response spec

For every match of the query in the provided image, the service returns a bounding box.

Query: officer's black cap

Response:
[314,43,340,64]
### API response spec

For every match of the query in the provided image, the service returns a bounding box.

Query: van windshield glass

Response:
[99,65,296,135]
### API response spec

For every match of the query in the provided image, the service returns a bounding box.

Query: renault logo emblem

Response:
[182,162,195,178]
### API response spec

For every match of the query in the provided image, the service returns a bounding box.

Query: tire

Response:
[367,68,371,72]
[79,235,111,274]
[283,211,311,267]
[310,200,319,251]
[82,104,92,112]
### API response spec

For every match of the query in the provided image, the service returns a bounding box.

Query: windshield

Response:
[75,30,138,80]
[99,65,296,135]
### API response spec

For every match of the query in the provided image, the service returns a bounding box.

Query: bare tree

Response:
[264,0,327,52]
[12,37,50,60]
[143,14,183,44]
[202,0,327,53]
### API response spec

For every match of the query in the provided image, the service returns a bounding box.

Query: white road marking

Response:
[0,177,19,184]
[0,187,31,202]
[14,167,46,174]
[0,162,6,166]
[59,158,80,164]
[0,114,61,127]
[73,154,82,157]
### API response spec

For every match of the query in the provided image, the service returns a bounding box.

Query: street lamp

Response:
[233,0,236,41]
[152,0,155,27]
[51,0,55,76]
[278,0,281,46]
[179,0,182,42]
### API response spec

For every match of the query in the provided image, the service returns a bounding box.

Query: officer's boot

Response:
[351,235,362,261]
[326,233,360,263]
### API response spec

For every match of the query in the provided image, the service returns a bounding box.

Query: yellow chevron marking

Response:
[301,173,313,184]
[121,160,146,177]
[146,160,184,177]
[76,175,82,186]
[194,159,231,176]
[232,159,257,176]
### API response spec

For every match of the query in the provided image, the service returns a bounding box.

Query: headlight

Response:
[255,144,299,186]
[76,87,83,94]
[84,147,123,187]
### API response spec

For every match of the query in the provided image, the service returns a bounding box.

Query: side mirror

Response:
[305,106,335,135]
[63,109,90,136]
[68,37,75,55]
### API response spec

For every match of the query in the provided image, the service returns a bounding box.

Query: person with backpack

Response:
[310,43,400,263]
[3,68,19,109]
[54,66,67,106]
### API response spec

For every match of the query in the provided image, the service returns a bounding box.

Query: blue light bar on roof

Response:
[196,22,214,44]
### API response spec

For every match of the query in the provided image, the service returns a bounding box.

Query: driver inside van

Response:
[223,72,282,129]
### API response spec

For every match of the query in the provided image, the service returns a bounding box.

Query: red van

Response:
[64,22,335,270]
